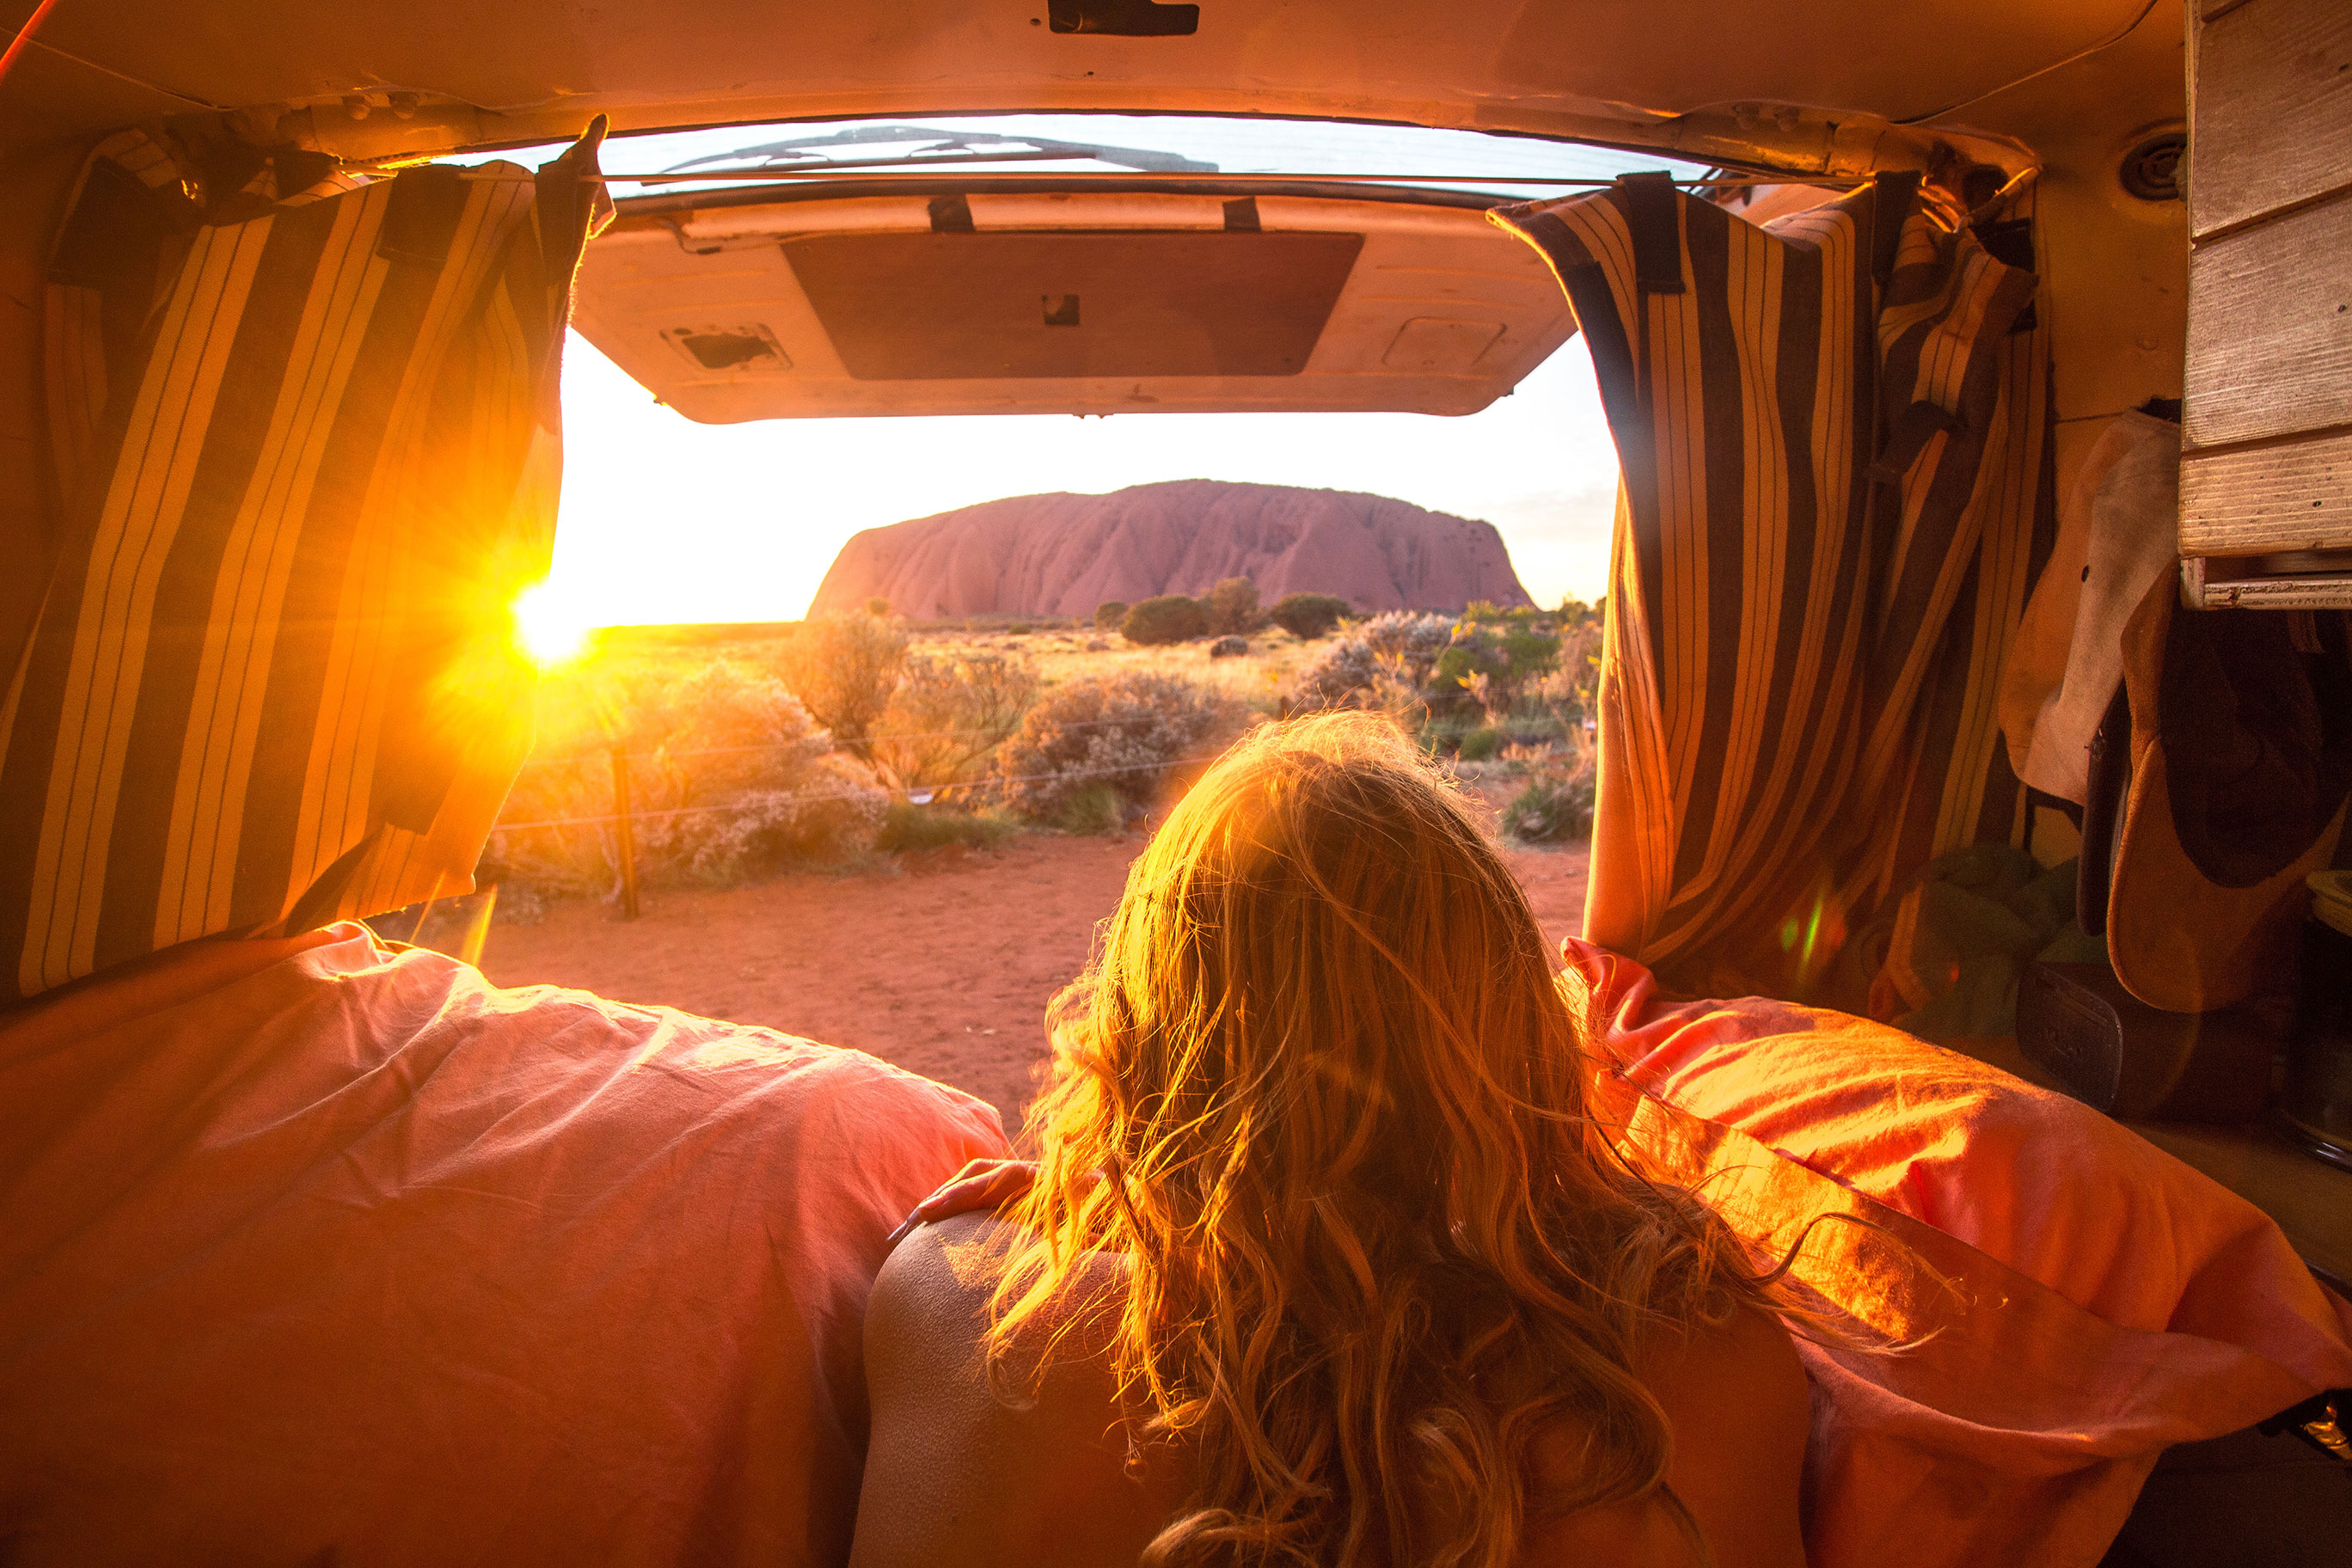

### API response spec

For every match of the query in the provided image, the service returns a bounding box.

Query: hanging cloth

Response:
[0,122,610,1001]
[2001,409,2183,805]
[1493,175,2056,1000]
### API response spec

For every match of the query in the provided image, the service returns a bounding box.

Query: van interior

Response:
[2,2,2349,1562]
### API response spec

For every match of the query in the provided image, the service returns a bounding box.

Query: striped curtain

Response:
[0,125,608,1000]
[1495,175,2055,1001]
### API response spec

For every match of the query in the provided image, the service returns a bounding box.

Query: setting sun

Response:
[513,581,596,668]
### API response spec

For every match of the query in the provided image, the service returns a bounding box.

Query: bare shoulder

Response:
[865,1210,1009,1351]
[851,1216,1187,1568]
[1529,1306,1811,1568]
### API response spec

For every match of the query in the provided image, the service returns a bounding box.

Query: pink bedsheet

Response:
[0,923,1009,1566]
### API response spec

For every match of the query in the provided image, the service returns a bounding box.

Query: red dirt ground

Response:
[480,835,1589,1136]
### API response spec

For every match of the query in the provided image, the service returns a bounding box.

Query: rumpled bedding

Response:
[1565,937,2352,1567]
[896,943,2352,1568]
[0,922,1010,1566]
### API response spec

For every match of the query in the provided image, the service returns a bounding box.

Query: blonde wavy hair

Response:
[989,712,1779,1568]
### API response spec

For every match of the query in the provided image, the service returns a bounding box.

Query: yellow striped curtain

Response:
[0,126,609,1000]
[1495,175,2055,1001]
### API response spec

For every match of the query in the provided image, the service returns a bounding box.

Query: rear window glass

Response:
[450,114,1712,201]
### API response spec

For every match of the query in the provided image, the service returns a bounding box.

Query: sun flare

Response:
[513,581,596,669]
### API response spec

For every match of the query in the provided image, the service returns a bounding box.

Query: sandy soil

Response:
[480,834,1589,1136]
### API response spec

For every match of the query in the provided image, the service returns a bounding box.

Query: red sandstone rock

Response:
[808,480,1533,620]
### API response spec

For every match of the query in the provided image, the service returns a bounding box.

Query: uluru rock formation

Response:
[808,481,1533,620]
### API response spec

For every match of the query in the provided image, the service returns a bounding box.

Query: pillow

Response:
[1559,936,2352,1568]
[1563,936,2348,1344]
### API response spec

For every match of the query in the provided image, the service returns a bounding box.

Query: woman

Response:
[851,714,1810,1568]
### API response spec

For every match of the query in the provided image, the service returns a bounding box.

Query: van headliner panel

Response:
[573,191,1579,420]
[3,0,2153,172]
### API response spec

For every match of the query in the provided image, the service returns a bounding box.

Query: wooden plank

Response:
[2184,567,2352,609]
[2184,193,2352,448]
[2180,426,2352,555]
[2190,0,2352,239]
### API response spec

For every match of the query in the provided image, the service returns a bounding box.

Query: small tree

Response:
[1120,595,1209,646]
[1094,600,1130,630]
[1204,576,1261,636]
[776,611,909,758]
[872,647,1039,787]
[1268,592,1351,639]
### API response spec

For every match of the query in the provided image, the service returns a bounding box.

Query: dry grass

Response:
[906,620,1334,712]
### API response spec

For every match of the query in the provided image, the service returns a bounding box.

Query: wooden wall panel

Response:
[2188,0,2352,239]
[2184,561,2352,609]
[2181,426,2352,556]
[2183,193,2352,449]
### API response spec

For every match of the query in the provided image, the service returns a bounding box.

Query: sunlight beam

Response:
[514,580,596,669]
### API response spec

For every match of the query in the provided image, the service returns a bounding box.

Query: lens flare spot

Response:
[514,581,594,668]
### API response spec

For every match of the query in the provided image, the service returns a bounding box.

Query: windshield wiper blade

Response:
[664,124,1217,175]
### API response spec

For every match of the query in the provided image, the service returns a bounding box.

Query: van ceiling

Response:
[576,191,1577,420]
[2,0,2149,173]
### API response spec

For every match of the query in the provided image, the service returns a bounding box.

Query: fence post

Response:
[609,746,640,920]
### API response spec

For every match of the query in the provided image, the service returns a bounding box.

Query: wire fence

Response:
[492,732,1235,921]
[513,712,1170,770]
[487,750,1226,834]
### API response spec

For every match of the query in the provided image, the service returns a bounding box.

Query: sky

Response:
[545,328,1625,628]
[516,113,1663,632]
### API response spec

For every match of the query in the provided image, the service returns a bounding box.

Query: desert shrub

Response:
[1268,591,1351,639]
[732,753,890,867]
[1456,726,1504,763]
[1556,595,1603,628]
[1204,576,1262,636]
[1289,635,1379,709]
[1008,622,1032,635]
[997,670,1246,824]
[1357,610,1455,686]
[865,597,892,617]
[1492,738,1565,775]
[483,653,885,897]
[1289,611,1449,709]
[875,799,1018,854]
[1121,594,1209,646]
[871,646,1038,789]
[1503,722,1599,844]
[1430,609,1561,717]
[776,611,910,757]
[1534,617,1604,727]
[1052,781,1127,836]
[1294,610,1456,712]
[1505,771,1596,843]
[1094,600,1130,629]
[1208,634,1248,659]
